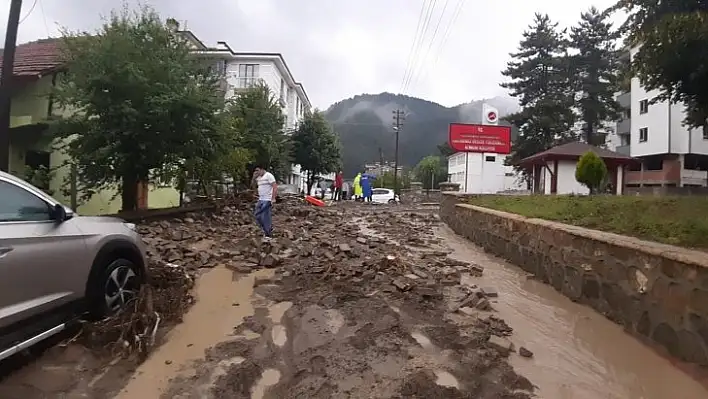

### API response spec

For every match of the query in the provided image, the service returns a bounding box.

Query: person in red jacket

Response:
[333,170,344,201]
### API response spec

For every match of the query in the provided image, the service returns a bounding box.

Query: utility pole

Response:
[392,109,405,195]
[378,146,384,188]
[0,0,23,172]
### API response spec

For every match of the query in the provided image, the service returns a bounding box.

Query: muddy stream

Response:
[436,225,708,399]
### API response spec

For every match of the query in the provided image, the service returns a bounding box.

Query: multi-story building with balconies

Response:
[179,30,313,190]
[615,47,708,191]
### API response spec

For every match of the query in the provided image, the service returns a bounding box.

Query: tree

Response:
[291,111,341,194]
[612,0,708,131]
[223,82,291,184]
[377,170,410,191]
[414,155,442,191]
[169,108,250,201]
[569,7,622,146]
[51,6,225,211]
[437,142,455,157]
[501,13,577,176]
[575,151,608,194]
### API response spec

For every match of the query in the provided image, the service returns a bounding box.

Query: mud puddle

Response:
[116,265,273,399]
[438,225,708,399]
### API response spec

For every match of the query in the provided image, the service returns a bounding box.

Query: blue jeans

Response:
[254,200,273,237]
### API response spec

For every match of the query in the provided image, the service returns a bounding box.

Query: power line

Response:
[18,0,37,24]
[406,0,451,93]
[402,0,436,93]
[424,0,466,82]
[402,0,438,94]
[399,0,429,93]
[37,0,50,36]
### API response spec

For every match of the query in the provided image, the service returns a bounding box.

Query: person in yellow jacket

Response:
[353,172,363,201]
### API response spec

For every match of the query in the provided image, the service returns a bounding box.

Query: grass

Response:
[466,195,708,250]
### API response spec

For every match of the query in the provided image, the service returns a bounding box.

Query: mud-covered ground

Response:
[0,199,535,399]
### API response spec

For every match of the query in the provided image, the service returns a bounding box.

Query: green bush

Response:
[575,151,607,194]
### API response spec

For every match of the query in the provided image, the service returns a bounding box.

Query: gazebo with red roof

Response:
[518,142,635,195]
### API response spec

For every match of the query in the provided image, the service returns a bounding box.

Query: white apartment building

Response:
[181,31,313,191]
[617,47,708,189]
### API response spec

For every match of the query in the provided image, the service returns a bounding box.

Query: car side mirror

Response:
[52,204,67,222]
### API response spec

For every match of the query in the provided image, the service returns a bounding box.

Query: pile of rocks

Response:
[85,195,496,360]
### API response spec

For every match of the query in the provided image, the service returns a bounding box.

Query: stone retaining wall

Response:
[401,189,441,204]
[440,193,708,365]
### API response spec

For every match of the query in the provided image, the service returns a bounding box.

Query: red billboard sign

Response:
[448,123,511,154]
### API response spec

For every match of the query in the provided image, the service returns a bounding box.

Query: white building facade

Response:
[619,46,708,188]
[183,32,313,192]
[446,103,526,194]
[447,152,525,194]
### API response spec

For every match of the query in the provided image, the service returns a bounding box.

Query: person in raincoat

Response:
[361,173,372,203]
[353,172,363,201]
[365,173,376,202]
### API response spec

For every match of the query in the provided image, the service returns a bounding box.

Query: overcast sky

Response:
[2,0,620,109]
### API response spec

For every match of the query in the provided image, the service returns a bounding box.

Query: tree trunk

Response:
[121,174,139,212]
[585,121,594,146]
[177,170,186,207]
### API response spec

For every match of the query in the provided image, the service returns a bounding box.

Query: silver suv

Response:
[0,170,147,361]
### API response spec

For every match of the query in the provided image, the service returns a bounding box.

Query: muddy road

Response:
[1,199,707,398]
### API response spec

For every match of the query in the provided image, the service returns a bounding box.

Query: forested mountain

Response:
[325,92,520,176]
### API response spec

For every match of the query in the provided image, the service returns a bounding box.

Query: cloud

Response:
[2,0,619,109]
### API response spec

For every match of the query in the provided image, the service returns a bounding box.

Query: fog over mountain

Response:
[325,93,520,176]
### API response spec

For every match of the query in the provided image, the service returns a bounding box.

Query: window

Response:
[372,189,389,195]
[25,150,50,170]
[280,78,285,100]
[0,180,52,222]
[485,156,496,162]
[703,125,708,140]
[212,60,226,76]
[639,127,648,142]
[639,99,649,114]
[24,150,52,191]
[237,64,259,88]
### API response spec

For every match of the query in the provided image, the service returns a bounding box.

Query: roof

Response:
[176,31,312,108]
[519,142,634,165]
[0,38,64,79]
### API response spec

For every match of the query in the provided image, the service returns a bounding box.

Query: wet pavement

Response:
[1,201,707,398]
[439,225,708,399]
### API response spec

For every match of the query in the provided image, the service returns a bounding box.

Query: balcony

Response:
[232,77,260,90]
[617,118,630,134]
[617,92,631,108]
[615,144,630,155]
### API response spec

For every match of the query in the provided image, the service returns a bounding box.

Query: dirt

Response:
[0,197,532,399]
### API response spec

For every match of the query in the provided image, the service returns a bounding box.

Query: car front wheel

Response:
[89,258,142,318]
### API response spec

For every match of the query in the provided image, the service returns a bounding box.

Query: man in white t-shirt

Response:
[252,166,278,239]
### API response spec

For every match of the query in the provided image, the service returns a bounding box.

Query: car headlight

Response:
[124,222,137,231]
